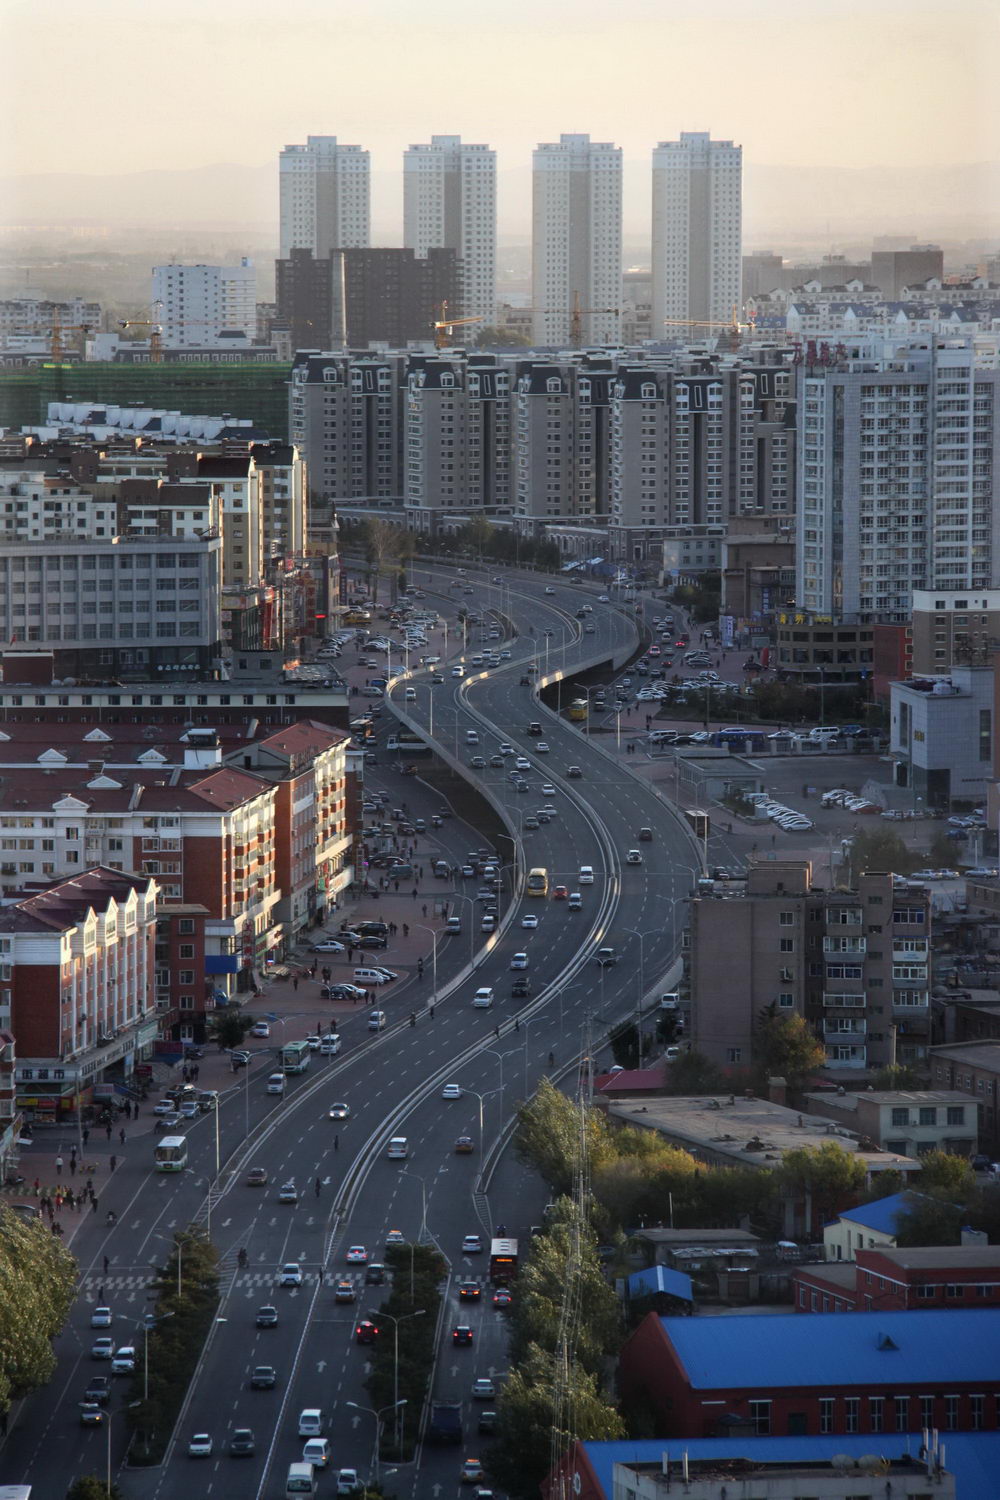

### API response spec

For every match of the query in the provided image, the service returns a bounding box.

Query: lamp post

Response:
[414,923,437,1010]
[465,1086,501,1165]
[624,927,660,1061]
[346,1399,406,1488]
[107,1400,141,1495]
[447,891,477,968]
[141,1310,174,1403]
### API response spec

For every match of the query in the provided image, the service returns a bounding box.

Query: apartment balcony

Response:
[822,936,867,955]
[824,1045,867,1070]
[823,1019,868,1042]
[825,908,862,929]
[822,991,866,1009]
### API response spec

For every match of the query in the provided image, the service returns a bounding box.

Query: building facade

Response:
[278,135,370,258]
[794,1245,1000,1314]
[909,589,1000,673]
[403,135,496,326]
[652,133,743,333]
[151,260,257,347]
[331,248,459,348]
[531,134,622,346]
[889,666,994,807]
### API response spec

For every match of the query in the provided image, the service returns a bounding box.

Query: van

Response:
[298,1409,325,1437]
[302,1438,331,1469]
[445,915,462,934]
[433,859,450,878]
[466,730,479,744]
[355,968,390,986]
[285,1461,317,1496]
[578,865,595,885]
[387,1136,408,1159]
[267,1073,286,1095]
[368,1010,387,1031]
[196,1090,218,1112]
[658,993,680,1012]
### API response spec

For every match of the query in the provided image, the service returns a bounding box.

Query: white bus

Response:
[154,1135,188,1173]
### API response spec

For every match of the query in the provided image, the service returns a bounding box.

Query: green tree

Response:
[753,1008,826,1086]
[207,1007,254,1052]
[916,1150,975,1198]
[0,1206,77,1413]
[513,1078,611,1196]
[66,1478,123,1500]
[843,827,918,882]
[895,1195,963,1247]
[927,829,960,867]
[661,1049,729,1095]
[778,1143,869,1229]
[487,1343,625,1500]
[509,1214,620,1375]
[870,1064,925,1091]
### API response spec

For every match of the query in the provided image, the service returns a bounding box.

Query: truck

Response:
[386,734,431,755]
[427,1401,463,1445]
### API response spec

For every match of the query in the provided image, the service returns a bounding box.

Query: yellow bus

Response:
[526,867,549,897]
[567,698,589,722]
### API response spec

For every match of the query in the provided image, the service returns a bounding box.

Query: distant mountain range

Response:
[2,158,997,247]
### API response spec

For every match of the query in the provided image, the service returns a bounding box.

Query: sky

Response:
[2,0,998,236]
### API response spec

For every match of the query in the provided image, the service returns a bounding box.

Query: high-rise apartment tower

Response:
[404,136,496,327]
[279,136,370,258]
[652,133,743,333]
[531,134,622,347]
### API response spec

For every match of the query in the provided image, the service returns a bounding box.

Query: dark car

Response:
[355,1319,379,1345]
[230,1428,255,1456]
[79,1402,105,1427]
[249,1365,276,1389]
[84,1375,112,1406]
[452,1325,474,1345]
[255,1305,278,1328]
[365,1262,387,1285]
[477,1410,498,1436]
[511,977,531,999]
[357,933,388,950]
[458,1280,481,1301]
[230,1050,252,1071]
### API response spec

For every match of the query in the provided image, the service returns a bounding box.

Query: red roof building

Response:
[793,1244,1000,1314]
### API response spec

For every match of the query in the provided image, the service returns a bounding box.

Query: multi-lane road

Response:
[4,566,701,1500]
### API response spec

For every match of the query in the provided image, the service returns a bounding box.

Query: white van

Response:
[368,1010,387,1031]
[267,1072,286,1095]
[578,865,595,885]
[387,1136,409,1159]
[298,1409,325,1437]
[445,915,462,935]
[302,1438,331,1468]
[286,1461,317,1496]
[354,967,391,986]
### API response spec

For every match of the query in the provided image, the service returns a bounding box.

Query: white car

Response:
[90,1306,113,1328]
[312,939,345,953]
[451,666,464,677]
[442,1083,462,1100]
[521,914,539,929]
[515,757,531,771]
[541,784,556,797]
[111,1346,136,1375]
[510,952,528,970]
[472,987,495,1008]
[250,1021,270,1038]
[279,1263,303,1286]
[536,742,550,754]
[337,1471,360,1496]
[188,1432,213,1458]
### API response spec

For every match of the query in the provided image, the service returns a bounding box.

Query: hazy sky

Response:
[5,0,996,172]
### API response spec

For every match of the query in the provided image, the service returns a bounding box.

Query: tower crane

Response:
[432,301,483,350]
[569,290,619,348]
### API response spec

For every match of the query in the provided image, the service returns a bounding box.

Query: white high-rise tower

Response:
[404,136,496,327]
[279,135,370,258]
[652,133,742,333]
[531,134,622,347]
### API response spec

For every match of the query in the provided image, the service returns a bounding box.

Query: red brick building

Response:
[793,1244,1000,1314]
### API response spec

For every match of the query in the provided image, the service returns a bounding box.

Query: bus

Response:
[567,698,589,722]
[489,1237,518,1285]
[281,1039,312,1075]
[526,867,549,898]
[154,1136,188,1173]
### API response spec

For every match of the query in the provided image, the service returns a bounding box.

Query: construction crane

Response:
[35,318,94,361]
[432,301,483,350]
[569,290,619,348]
[662,306,757,345]
[119,317,164,363]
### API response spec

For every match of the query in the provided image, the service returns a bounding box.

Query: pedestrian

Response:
[32,1177,39,1197]
[411,886,417,899]
[429,1004,435,1019]
[515,1016,520,1031]
[66,1187,75,1210]
[422,905,428,918]
[348,947,355,963]
[311,962,318,977]
[119,1128,126,1146]
[105,1123,112,1142]
[293,976,299,992]
[91,1194,98,1213]
[70,1144,77,1163]
[192,1066,198,1082]
[494,1025,500,1038]
[402,923,409,939]
[109,1155,117,1173]
[317,1266,324,1284]
[98,1284,104,1302]
[55,1155,63,1176]
[315,1177,322,1197]
[103,1254,109,1276]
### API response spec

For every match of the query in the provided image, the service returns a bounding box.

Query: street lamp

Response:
[140,1309,174,1403]
[447,891,477,968]
[624,926,660,1060]
[346,1397,407,1484]
[414,923,437,1011]
[107,1400,141,1495]
[464,1086,501,1165]
[369,1308,424,1447]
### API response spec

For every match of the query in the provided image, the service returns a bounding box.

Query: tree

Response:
[0,1207,77,1414]
[916,1150,975,1198]
[487,1343,625,1500]
[207,1007,253,1052]
[513,1078,612,1197]
[843,827,918,882]
[753,1008,826,1086]
[927,828,960,867]
[67,1478,123,1500]
[661,1049,729,1095]
[895,1195,963,1247]
[508,1211,620,1376]
[778,1143,869,1229]
[363,518,403,601]
[870,1064,925,1091]
[476,325,530,348]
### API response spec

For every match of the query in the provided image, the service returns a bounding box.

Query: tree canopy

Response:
[0,1206,77,1413]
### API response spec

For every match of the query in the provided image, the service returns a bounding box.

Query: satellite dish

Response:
[830,1454,855,1473]
[859,1455,890,1474]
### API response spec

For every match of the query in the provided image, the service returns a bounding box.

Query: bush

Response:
[366,1243,446,1461]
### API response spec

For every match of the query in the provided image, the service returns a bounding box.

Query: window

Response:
[916,1283,936,1300]
[748,1400,771,1435]
[970,1394,985,1430]
[779,937,795,952]
[819,1396,834,1433]
[844,1396,860,1433]
[779,911,795,925]
[920,1395,934,1430]
[944,1394,959,1431]
[726,1047,742,1064]
[869,1396,884,1433]
[179,944,194,960]
[946,1283,963,1299]
[894,1395,910,1433]
[178,969,194,985]
[891,1107,909,1126]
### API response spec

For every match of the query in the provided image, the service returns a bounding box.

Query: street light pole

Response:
[346,1399,405,1489]
[414,923,437,1011]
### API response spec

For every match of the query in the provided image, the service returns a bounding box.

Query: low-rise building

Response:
[794,1244,1000,1314]
[930,1041,1000,1146]
[909,590,1000,674]
[803,1088,978,1158]
[890,666,995,809]
[772,615,875,683]
[822,1190,925,1261]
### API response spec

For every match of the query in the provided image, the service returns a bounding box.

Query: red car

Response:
[355,1320,379,1344]
[552,885,568,901]
[492,1288,513,1309]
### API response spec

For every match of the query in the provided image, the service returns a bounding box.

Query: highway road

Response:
[5,565,701,1500]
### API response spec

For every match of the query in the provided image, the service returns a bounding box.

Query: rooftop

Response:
[834,1191,922,1235]
[932,1041,1000,1070]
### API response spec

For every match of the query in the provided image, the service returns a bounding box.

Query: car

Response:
[279,1263,302,1287]
[455,1136,475,1154]
[346,1245,368,1264]
[521,913,539,929]
[566,765,583,778]
[334,1279,356,1303]
[489,753,504,767]
[178,1098,199,1119]
[472,1377,496,1400]
[469,756,486,769]
[552,884,568,900]
[256,1305,278,1328]
[451,665,464,677]
[153,1098,176,1115]
[278,1182,298,1204]
[229,1428,255,1456]
[595,947,617,966]
[385,1229,405,1247]
[91,1337,114,1360]
[478,1409,498,1435]
[330,983,368,1002]
[355,1318,379,1344]
[510,951,528,969]
[511,976,531,998]
[246,1166,268,1186]
[302,1034,323,1052]
[462,1234,483,1254]
[536,741,550,753]
[336,1470,361,1495]
[365,1262,387,1285]
[452,1325,474,1345]
[155,1111,182,1131]
[472,986,494,1008]
[319,1035,341,1056]
[328,1101,351,1120]
[523,814,540,831]
[461,1458,485,1483]
[626,849,642,865]
[90,1306,112,1328]
[84,1375,112,1405]
[230,1050,252,1070]
[312,939,346,953]
[544,585,555,594]
[249,1364,276,1390]
[541,783,557,796]
[567,892,583,910]
[492,1287,513,1309]
[79,1402,105,1427]
[111,1345,136,1375]
[514,756,531,771]
[458,1279,481,1301]
[442,1083,462,1100]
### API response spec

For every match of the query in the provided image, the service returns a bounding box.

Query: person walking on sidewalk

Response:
[55,1155,63,1176]
[109,1155,117,1173]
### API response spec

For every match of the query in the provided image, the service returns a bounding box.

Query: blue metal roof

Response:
[577,1435,1000,1500]
[629,1266,693,1301]
[660,1308,1000,1389]
[837,1191,912,1234]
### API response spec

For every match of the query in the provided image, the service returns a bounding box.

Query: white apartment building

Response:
[279,136,370,258]
[404,356,512,525]
[151,260,257,348]
[531,134,622,347]
[652,132,742,334]
[797,337,1000,620]
[403,136,496,327]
